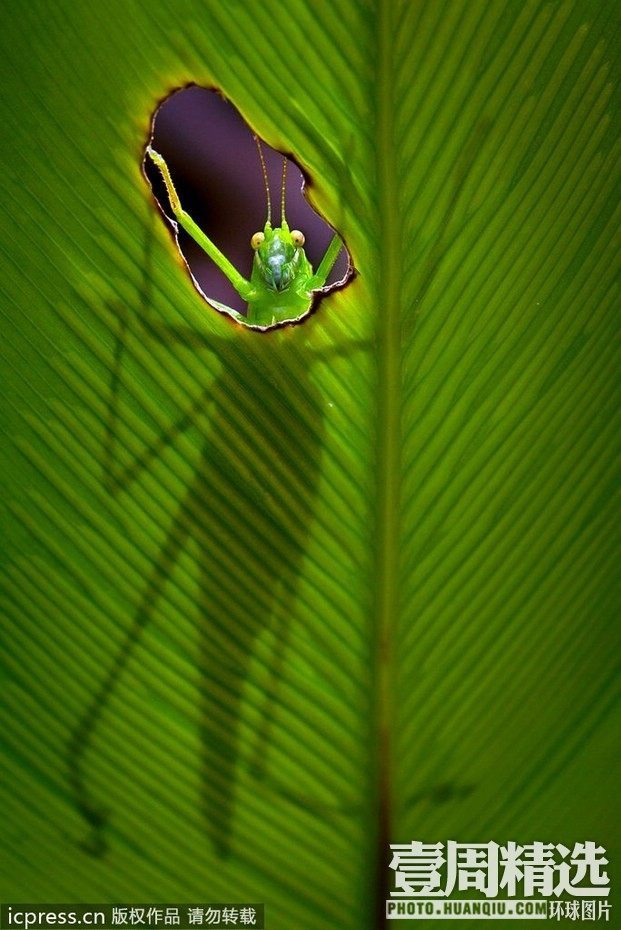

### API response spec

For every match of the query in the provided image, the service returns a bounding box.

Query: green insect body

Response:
[147,143,343,329]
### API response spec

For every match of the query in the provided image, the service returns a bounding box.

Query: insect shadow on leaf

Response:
[67,214,368,858]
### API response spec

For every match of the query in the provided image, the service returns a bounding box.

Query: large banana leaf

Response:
[1,1,619,928]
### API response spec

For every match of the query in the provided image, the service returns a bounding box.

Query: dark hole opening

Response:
[144,85,350,323]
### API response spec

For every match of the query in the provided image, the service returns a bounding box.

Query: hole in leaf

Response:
[144,86,351,330]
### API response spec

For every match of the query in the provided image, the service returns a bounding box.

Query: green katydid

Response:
[147,140,345,329]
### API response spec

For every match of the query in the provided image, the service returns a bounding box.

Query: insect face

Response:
[253,225,305,292]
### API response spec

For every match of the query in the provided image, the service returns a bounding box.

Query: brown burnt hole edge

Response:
[142,83,356,334]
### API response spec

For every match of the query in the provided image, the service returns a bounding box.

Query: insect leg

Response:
[308,233,343,289]
[147,147,256,302]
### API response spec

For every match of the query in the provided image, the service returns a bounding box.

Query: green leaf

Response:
[0,1,619,927]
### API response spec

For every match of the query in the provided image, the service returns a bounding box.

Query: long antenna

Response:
[280,156,288,226]
[254,135,271,225]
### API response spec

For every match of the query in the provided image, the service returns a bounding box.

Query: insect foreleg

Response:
[147,147,256,302]
[308,233,343,290]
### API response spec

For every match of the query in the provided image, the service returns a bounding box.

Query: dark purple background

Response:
[144,86,348,314]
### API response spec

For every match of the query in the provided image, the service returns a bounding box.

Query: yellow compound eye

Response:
[291,230,305,247]
[251,231,265,250]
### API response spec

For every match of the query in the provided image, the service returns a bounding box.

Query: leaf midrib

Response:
[372,1,403,926]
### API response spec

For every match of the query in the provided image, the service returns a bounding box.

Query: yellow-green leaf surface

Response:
[1,1,619,928]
